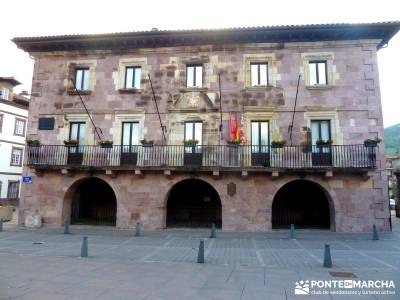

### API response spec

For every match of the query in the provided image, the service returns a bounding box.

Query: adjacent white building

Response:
[0,77,29,204]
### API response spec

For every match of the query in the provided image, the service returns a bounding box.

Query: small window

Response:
[14,118,26,136]
[250,63,268,86]
[10,147,23,166]
[74,68,90,91]
[309,61,327,85]
[38,117,55,130]
[7,181,19,199]
[0,87,10,100]
[186,65,203,88]
[125,67,142,89]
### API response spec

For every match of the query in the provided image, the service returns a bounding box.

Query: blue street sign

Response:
[22,176,32,184]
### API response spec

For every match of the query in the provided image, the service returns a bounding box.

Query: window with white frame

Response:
[10,147,23,166]
[74,68,90,91]
[309,60,328,85]
[125,67,142,89]
[250,63,268,86]
[0,87,10,100]
[14,118,26,136]
[186,65,203,88]
[7,181,19,198]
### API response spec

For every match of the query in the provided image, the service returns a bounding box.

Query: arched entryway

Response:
[70,177,117,226]
[166,179,222,228]
[272,179,333,229]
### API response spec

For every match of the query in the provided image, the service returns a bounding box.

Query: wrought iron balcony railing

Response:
[26,144,376,170]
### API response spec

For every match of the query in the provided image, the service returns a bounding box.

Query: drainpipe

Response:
[395,171,400,218]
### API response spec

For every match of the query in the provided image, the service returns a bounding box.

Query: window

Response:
[185,122,202,144]
[0,87,10,100]
[121,122,139,153]
[250,63,268,86]
[69,122,86,144]
[251,121,269,152]
[74,68,90,91]
[14,118,26,136]
[7,181,19,199]
[125,67,142,89]
[309,61,327,85]
[0,114,3,132]
[10,147,23,166]
[186,65,203,88]
[311,120,331,144]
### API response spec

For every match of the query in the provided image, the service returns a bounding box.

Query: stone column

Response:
[395,171,400,218]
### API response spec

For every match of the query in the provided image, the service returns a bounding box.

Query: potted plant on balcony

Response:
[98,140,113,148]
[271,140,286,148]
[63,139,79,147]
[364,137,381,147]
[26,139,41,147]
[183,139,199,147]
[316,139,333,147]
[140,139,154,147]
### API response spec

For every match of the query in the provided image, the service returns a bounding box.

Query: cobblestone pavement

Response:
[1,217,400,299]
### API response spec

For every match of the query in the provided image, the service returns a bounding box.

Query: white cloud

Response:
[1,0,399,126]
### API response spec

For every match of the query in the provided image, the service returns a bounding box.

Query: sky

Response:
[1,0,399,127]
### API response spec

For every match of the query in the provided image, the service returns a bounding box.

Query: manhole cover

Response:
[329,271,357,278]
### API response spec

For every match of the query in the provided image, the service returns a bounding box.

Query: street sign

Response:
[22,176,32,184]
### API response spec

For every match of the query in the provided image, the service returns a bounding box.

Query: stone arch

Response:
[165,177,222,228]
[271,179,335,230]
[62,175,120,226]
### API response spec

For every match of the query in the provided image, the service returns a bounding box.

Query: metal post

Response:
[63,221,70,234]
[80,236,88,258]
[197,240,205,264]
[209,223,216,238]
[372,224,379,241]
[290,224,296,240]
[135,222,141,237]
[323,244,332,268]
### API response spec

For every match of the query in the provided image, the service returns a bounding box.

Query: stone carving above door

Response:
[168,91,218,112]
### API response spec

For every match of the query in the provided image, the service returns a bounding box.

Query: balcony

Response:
[26,144,376,172]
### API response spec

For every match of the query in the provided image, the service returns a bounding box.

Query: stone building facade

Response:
[13,22,400,232]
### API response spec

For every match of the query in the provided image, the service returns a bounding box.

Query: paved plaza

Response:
[1,218,400,299]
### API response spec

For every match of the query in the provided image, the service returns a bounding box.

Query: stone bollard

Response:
[0,218,3,232]
[63,221,70,235]
[290,224,296,240]
[372,224,379,241]
[209,223,216,239]
[197,240,205,264]
[323,244,332,268]
[135,222,141,237]
[80,237,88,258]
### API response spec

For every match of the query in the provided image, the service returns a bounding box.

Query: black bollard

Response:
[0,218,3,232]
[197,240,205,264]
[290,224,296,240]
[135,222,141,237]
[63,221,70,234]
[209,223,216,238]
[323,244,332,268]
[80,236,88,258]
[372,224,379,241]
